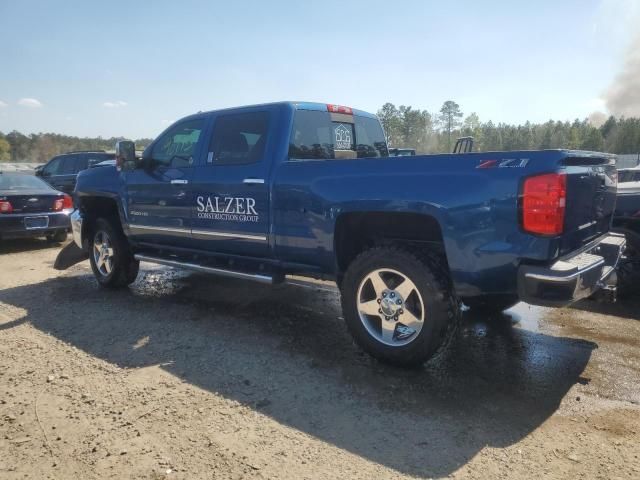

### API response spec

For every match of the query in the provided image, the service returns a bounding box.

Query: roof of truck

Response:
[182,101,378,121]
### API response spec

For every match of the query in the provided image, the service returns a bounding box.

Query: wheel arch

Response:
[334,211,449,279]
[77,195,124,247]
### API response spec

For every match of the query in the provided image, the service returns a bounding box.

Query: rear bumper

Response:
[518,233,626,307]
[0,211,71,239]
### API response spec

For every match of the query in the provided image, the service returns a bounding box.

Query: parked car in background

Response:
[613,165,640,295]
[0,172,72,242]
[35,150,115,195]
[388,148,416,156]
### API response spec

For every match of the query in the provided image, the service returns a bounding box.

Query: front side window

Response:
[152,119,205,167]
[289,110,388,160]
[209,112,270,165]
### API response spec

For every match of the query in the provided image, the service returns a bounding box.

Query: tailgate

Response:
[561,155,617,255]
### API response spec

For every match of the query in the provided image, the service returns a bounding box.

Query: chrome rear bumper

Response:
[518,233,626,307]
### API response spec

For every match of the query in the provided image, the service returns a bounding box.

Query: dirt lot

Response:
[1,239,640,479]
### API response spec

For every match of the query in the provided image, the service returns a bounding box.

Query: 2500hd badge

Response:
[195,195,259,222]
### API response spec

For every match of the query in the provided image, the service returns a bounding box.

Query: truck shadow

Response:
[0,237,67,254]
[570,297,640,321]
[0,269,595,478]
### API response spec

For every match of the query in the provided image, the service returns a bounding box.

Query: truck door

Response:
[125,118,206,248]
[190,110,272,258]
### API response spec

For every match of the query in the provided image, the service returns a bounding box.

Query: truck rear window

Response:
[289,110,388,160]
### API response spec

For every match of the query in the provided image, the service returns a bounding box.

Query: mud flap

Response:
[54,242,88,270]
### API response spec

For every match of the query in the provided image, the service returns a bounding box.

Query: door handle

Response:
[171,179,189,185]
[243,178,265,184]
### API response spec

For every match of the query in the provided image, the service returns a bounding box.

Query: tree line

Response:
[378,101,640,155]
[0,131,153,163]
[1,101,640,162]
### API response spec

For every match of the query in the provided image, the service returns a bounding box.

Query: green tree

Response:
[438,100,463,151]
[580,127,605,151]
[377,103,402,147]
[0,137,11,161]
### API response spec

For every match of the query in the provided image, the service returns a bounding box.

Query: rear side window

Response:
[208,112,269,165]
[73,154,89,173]
[59,156,77,175]
[289,110,388,160]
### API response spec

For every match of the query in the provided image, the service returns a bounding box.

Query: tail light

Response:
[0,200,13,214]
[520,173,567,236]
[63,194,74,209]
[53,194,73,211]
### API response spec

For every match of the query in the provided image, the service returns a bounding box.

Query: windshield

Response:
[618,169,640,183]
[289,110,388,160]
[0,174,52,191]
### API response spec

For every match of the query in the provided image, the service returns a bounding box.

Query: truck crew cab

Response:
[70,102,625,366]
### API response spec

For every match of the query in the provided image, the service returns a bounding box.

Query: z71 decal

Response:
[195,195,259,223]
[477,158,530,169]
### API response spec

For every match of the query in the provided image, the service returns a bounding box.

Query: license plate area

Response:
[24,216,49,229]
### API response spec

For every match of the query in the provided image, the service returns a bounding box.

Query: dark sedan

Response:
[0,173,72,242]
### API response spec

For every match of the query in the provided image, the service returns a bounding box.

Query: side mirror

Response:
[115,140,137,171]
[34,166,43,176]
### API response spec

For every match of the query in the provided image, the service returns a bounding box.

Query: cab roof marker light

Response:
[327,104,353,115]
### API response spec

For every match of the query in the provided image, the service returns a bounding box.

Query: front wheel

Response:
[89,217,139,288]
[340,246,460,367]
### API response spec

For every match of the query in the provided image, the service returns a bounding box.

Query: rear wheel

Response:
[89,217,139,288]
[340,246,459,367]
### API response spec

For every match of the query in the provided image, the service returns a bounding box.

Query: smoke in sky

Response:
[604,33,640,118]
[590,32,640,124]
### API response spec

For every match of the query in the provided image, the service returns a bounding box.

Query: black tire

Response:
[46,230,68,243]
[340,246,460,367]
[88,217,139,288]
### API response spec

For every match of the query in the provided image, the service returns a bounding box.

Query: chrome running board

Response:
[134,254,274,284]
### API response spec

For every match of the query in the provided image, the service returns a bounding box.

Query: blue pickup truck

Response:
[69,101,624,366]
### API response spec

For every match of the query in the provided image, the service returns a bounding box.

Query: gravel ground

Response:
[1,239,640,479]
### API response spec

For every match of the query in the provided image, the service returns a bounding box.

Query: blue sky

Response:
[0,0,638,139]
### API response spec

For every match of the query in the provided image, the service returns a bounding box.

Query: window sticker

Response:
[333,123,354,150]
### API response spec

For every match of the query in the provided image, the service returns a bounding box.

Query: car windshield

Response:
[618,169,640,183]
[0,174,51,191]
